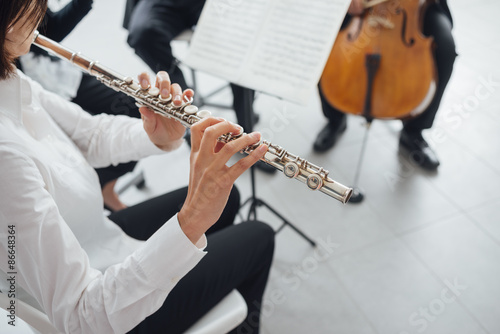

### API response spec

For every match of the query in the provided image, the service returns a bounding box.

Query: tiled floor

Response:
[62,0,500,333]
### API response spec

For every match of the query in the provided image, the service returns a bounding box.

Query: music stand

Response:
[238,88,316,247]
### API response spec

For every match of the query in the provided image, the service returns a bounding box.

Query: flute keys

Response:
[184,105,199,115]
[283,162,300,178]
[148,87,160,97]
[159,94,172,103]
[124,77,133,85]
[197,110,212,118]
[306,173,323,190]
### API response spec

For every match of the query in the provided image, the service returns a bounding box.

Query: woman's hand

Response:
[178,117,268,244]
[348,0,365,16]
[138,71,194,150]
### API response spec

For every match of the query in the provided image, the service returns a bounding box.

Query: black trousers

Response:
[72,74,141,187]
[108,186,275,333]
[126,0,256,132]
[319,3,457,132]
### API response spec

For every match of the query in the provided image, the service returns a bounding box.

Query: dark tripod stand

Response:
[237,88,316,247]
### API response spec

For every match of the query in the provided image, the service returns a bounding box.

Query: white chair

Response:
[185,289,248,334]
[1,289,247,334]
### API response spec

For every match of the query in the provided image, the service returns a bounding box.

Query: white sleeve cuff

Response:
[133,213,206,290]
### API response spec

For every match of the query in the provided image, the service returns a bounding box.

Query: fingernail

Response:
[250,132,261,140]
[161,89,170,97]
[174,95,182,102]
[257,144,268,153]
[141,79,149,88]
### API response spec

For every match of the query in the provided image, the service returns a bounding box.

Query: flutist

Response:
[0,1,274,333]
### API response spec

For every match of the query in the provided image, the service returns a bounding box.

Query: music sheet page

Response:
[185,0,351,105]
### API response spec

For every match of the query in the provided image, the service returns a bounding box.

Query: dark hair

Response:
[0,0,47,79]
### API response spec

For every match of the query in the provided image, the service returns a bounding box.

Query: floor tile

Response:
[330,239,487,334]
[263,262,376,334]
[402,215,500,333]
[466,196,500,245]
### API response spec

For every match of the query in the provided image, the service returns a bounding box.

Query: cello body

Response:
[320,0,437,120]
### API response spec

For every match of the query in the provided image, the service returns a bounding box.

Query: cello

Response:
[320,0,438,121]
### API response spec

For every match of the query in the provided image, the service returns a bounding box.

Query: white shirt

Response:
[0,70,206,333]
[19,53,83,100]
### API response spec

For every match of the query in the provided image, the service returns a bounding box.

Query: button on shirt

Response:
[0,70,206,333]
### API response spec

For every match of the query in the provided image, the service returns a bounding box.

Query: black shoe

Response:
[254,160,277,174]
[399,130,440,171]
[313,117,347,152]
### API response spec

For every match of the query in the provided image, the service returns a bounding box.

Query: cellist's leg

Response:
[399,3,456,170]
[403,3,456,132]
[313,84,348,152]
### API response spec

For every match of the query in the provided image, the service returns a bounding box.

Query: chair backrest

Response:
[1,289,246,334]
[185,289,248,334]
[0,292,60,334]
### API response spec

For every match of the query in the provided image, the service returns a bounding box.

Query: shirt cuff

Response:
[133,213,207,291]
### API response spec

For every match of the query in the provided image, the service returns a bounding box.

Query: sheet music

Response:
[185,0,351,105]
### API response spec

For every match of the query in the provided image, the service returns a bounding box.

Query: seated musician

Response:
[314,0,456,171]
[0,1,274,333]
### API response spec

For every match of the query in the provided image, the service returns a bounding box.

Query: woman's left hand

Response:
[137,71,194,150]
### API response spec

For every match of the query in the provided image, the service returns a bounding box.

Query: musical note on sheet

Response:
[185,0,351,105]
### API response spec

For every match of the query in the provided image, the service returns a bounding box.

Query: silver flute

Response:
[33,32,352,203]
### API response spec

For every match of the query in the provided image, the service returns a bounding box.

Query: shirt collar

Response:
[0,69,32,123]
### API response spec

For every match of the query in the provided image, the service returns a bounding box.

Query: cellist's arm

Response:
[348,0,365,15]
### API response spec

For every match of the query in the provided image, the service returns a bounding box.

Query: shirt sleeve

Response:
[0,147,204,334]
[31,76,184,168]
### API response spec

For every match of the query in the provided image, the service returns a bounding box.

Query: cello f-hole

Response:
[400,9,415,46]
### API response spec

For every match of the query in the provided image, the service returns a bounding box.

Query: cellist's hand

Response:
[348,0,365,16]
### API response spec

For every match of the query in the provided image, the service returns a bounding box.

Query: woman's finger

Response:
[155,71,171,99]
[198,120,243,160]
[190,117,225,152]
[215,131,260,163]
[182,88,195,103]
[228,143,268,180]
[171,83,184,106]
[138,72,151,89]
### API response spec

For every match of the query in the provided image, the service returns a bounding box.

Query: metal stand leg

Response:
[239,88,316,247]
[347,121,372,203]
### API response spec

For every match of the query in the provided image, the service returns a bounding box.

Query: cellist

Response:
[314,0,456,171]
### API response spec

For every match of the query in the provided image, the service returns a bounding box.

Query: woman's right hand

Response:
[177,117,268,244]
